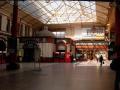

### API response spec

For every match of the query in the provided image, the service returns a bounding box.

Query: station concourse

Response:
[0,0,119,90]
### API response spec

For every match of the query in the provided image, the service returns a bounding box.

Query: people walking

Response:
[99,55,104,66]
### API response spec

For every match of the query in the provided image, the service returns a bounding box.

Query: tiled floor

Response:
[0,63,115,90]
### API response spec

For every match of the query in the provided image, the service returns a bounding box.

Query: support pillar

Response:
[115,6,120,57]
[6,0,20,70]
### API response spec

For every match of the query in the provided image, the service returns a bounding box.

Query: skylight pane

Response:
[91,5,96,10]
[18,1,97,24]
[45,5,53,11]
[23,3,38,13]
[86,8,92,13]
[38,1,49,6]
[50,2,58,9]
[18,1,31,8]
[84,2,90,7]
[80,1,85,5]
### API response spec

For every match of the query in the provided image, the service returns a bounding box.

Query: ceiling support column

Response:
[6,0,20,70]
[115,6,120,57]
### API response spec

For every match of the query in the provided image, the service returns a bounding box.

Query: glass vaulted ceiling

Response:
[18,0,96,24]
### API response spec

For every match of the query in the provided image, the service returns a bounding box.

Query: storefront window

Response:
[6,19,11,33]
[53,31,65,38]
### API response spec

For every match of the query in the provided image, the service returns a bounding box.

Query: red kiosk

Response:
[54,38,74,63]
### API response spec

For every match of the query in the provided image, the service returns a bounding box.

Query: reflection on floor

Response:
[74,60,112,66]
[0,63,115,90]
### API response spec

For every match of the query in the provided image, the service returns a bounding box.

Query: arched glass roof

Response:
[16,0,96,24]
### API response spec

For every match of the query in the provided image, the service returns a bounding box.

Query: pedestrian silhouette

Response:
[99,55,104,66]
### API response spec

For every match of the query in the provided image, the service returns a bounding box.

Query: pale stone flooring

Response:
[0,63,115,90]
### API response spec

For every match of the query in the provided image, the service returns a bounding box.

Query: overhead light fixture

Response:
[107,23,110,26]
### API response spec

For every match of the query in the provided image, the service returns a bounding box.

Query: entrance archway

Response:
[22,40,38,62]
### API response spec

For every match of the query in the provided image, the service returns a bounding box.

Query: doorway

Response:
[22,40,38,62]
